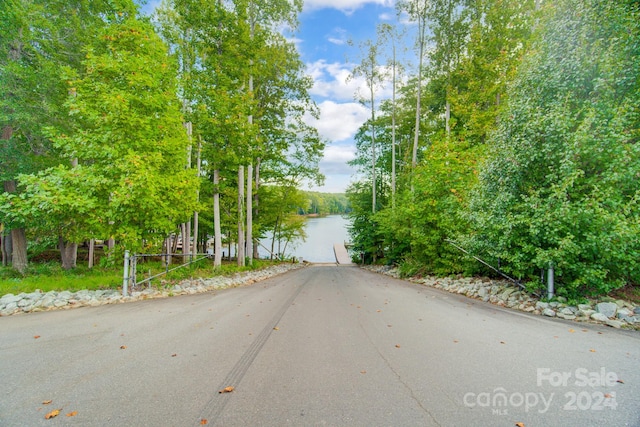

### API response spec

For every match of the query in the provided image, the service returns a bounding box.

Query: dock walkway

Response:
[333,243,353,265]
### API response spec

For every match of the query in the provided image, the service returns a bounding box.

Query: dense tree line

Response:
[301,192,350,215]
[347,0,639,298]
[0,0,323,271]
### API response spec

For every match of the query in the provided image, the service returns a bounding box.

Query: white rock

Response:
[590,312,609,322]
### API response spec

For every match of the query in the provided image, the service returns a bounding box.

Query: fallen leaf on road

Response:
[500,341,506,344]
[200,419,208,424]
[42,400,52,405]
[453,340,459,343]
[376,310,381,313]
[589,349,596,353]
[604,393,613,398]
[616,379,624,384]
[273,327,279,331]
[45,409,60,419]
[387,325,392,328]
[395,344,401,348]
[515,423,525,427]
[581,329,588,332]
[66,411,77,417]
[568,329,575,333]
[120,345,127,350]
[219,386,235,394]
[360,370,366,374]
[34,335,41,339]
[171,354,177,357]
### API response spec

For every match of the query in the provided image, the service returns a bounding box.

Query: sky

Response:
[140,0,401,193]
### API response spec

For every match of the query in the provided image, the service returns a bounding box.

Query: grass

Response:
[0,257,285,296]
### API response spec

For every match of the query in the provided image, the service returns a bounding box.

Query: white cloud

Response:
[307,60,361,102]
[322,144,356,168]
[326,27,348,45]
[304,0,394,14]
[306,59,396,106]
[306,100,369,142]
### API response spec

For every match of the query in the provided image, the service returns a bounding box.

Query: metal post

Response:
[122,250,130,297]
[547,262,555,300]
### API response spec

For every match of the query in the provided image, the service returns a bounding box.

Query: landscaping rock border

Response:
[364,265,640,330]
[0,263,305,317]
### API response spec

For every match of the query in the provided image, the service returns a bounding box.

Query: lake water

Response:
[259,215,351,263]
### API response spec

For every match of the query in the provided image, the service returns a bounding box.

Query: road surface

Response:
[1,265,638,426]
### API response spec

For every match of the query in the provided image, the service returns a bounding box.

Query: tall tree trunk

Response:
[58,236,78,270]
[391,43,397,207]
[88,238,95,268]
[253,160,260,259]
[246,162,253,265]
[237,165,245,266]
[3,180,27,273]
[2,230,12,266]
[370,86,377,213]
[213,169,222,268]
[192,138,202,255]
[412,25,425,171]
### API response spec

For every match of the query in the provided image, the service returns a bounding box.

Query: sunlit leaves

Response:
[468,0,640,297]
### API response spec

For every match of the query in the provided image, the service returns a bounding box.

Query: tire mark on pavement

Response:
[198,276,308,425]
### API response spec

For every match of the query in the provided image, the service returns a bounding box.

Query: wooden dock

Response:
[333,243,353,265]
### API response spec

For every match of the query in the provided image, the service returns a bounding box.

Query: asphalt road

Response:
[1,265,639,426]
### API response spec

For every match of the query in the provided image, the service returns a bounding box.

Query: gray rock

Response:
[615,299,626,308]
[24,292,42,300]
[40,296,56,308]
[501,288,516,300]
[0,294,21,304]
[578,304,593,311]
[1,306,18,316]
[579,309,596,317]
[536,301,550,310]
[542,308,556,317]
[556,296,567,303]
[605,319,623,329]
[634,307,640,315]
[616,308,632,319]
[477,287,488,298]
[561,307,576,315]
[549,302,560,308]
[590,312,609,322]
[596,302,618,318]
[58,291,72,300]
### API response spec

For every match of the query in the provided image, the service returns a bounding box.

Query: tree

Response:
[4,17,199,260]
[0,0,138,270]
[397,0,429,172]
[468,0,640,297]
[349,37,387,213]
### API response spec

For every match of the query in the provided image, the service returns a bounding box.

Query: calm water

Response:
[259,215,351,263]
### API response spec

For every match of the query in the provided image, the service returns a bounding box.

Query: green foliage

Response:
[346,0,638,300]
[302,192,350,215]
[468,0,640,297]
[377,139,484,274]
[1,17,199,253]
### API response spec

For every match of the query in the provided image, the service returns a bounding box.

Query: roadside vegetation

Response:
[347,0,639,300]
[0,251,283,295]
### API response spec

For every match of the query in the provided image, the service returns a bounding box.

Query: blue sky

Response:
[141,0,401,193]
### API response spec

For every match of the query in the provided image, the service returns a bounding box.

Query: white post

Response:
[123,250,130,297]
